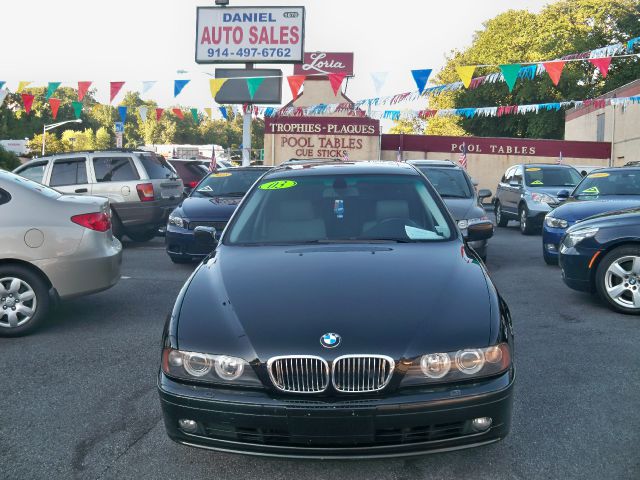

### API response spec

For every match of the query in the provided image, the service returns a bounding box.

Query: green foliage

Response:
[0,145,20,171]
[420,0,640,138]
[388,117,426,135]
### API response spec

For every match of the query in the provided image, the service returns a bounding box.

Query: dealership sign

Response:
[293,52,354,76]
[195,6,305,64]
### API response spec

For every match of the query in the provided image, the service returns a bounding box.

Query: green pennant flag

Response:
[46,82,61,100]
[190,108,200,124]
[72,101,83,119]
[246,77,265,100]
[499,64,522,92]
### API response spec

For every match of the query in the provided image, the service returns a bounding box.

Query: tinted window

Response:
[170,161,208,183]
[502,168,514,183]
[573,170,640,199]
[139,154,176,179]
[513,167,523,185]
[417,167,472,198]
[192,169,267,198]
[0,188,10,206]
[524,166,581,187]
[50,158,87,187]
[93,157,139,182]
[16,162,47,183]
[226,174,453,245]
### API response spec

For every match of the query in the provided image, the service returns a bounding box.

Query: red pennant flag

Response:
[328,73,346,96]
[21,93,35,114]
[589,57,612,78]
[78,81,92,101]
[155,108,164,121]
[110,81,125,103]
[543,61,566,86]
[287,75,305,98]
[172,108,184,120]
[49,98,61,119]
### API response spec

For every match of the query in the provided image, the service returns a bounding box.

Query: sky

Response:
[0,0,552,120]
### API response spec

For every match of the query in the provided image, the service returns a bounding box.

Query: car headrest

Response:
[277,200,315,221]
[376,200,409,220]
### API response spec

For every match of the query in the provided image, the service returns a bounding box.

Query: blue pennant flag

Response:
[411,69,432,94]
[219,106,228,120]
[118,106,127,123]
[174,79,190,97]
[0,81,5,90]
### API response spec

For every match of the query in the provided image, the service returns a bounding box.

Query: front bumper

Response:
[542,226,567,261]
[559,245,597,293]
[158,369,514,458]
[165,225,212,259]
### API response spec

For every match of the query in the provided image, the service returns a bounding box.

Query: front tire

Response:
[519,206,536,235]
[595,246,640,315]
[543,254,557,266]
[0,265,50,337]
[495,202,508,227]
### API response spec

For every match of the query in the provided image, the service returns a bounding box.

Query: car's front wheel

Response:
[0,265,50,336]
[595,246,640,315]
[495,202,508,227]
[519,206,536,235]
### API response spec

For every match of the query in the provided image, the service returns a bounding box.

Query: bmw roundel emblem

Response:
[320,333,341,348]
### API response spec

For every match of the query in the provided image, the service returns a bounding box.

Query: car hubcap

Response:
[520,211,526,231]
[496,206,501,223]
[605,256,640,309]
[0,277,37,328]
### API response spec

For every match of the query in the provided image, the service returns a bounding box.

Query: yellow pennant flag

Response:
[204,107,212,119]
[456,66,476,89]
[17,81,32,93]
[209,78,227,99]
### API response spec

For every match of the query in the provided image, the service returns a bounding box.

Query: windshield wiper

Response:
[440,194,470,198]
[219,191,247,197]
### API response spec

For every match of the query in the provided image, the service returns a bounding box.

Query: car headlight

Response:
[562,226,599,248]
[168,213,186,228]
[162,348,261,386]
[545,216,568,228]
[531,192,556,204]
[401,343,511,386]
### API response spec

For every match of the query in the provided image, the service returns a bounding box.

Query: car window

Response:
[417,167,472,198]
[170,161,208,183]
[524,166,581,187]
[0,188,10,206]
[93,157,139,182]
[572,170,640,199]
[226,174,453,245]
[502,168,514,183]
[513,167,523,185]
[139,153,176,179]
[192,169,267,198]
[16,162,48,183]
[50,158,88,187]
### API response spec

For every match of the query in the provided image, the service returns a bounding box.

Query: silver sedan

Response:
[0,170,122,336]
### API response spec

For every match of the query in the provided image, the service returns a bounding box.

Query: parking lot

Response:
[2,223,638,480]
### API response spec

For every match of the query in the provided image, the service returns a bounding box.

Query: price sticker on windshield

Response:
[259,180,297,190]
[526,167,541,172]
[588,172,610,178]
[211,172,232,177]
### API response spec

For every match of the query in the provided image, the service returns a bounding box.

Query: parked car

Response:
[542,167,640,264]
[574,165,603,177]
[409,160,493,260]
[559,207,640,314]
[158,161,512,457]
[0,170,122,336]
[167,159,210,196]
[494,164,582,235]
[165,166,271,263]
[14,150,183,242]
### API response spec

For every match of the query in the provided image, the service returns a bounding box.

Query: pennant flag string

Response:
[78,81,92,101]
[286,75,305,99]
[370,72,388,95]
[174,79,190,98]
[246,77,265,100]
[411,69,432,94]
[155,108,164,121]
[48,98,61,120]
[499,64,522,92]
[138,106,148,121]
[72,101,83,119]
[209,78,226,99]
[328,73,346,96]
[0,81,5,90]
[118,106,127,123]
[172,108,184,120]
[142,81,157,95]
[456,66,476,89]
[543,61,566,86]
[21,93,35,114]
[0,90,8,107]
[110,81,125,103]
[17,81,32,94]
[190,108,200,124]
[589,57,612,78]
[46,82,61,100]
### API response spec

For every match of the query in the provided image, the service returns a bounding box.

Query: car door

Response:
[497,167,513,213]
[13,161,50,184]
[89,154,140,204]
[505,166,524,214]
[46,156,91,195]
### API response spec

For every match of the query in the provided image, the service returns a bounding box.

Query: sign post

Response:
[114,122,124,148]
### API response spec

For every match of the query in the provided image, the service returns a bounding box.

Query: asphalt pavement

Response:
[1,223,639,480]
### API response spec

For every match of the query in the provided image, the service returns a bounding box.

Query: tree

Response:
[0,145,20,170]
[388,117,426,135]
[95,127,111,149]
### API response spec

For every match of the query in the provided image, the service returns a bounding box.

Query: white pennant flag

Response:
[371,72,388,95]
[0,90,8,107]
[138,106,148,121]
[142,81,157,95]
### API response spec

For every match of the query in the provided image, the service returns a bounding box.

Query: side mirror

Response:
[478,189,492,200]
[194,226,218,250]
[557,190,570,200]
[466,222,494,242]
[509,180,521,188]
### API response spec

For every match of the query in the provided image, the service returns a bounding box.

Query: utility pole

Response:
[609,101,617,168]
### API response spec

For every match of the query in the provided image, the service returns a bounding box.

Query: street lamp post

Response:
[42,119,82,156]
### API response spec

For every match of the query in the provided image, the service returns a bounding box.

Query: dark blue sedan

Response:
[165,167,271,263]
[542,167,640,264]
[559,207,640,314]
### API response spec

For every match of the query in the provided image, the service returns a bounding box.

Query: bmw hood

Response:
[179,196,241,220]
[551,198,640,222]
[175,242,497,362]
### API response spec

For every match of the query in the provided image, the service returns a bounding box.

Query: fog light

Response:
[545,243,557,252]
[178,419,198,433]
[471,417,492,432]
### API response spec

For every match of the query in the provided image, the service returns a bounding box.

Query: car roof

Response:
[268,161,418,178]
[521,163,578,168]
[407,160,459,168]
[218,166,271,172]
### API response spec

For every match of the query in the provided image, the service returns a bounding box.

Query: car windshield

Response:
[225,174,454,245]
[524,166,582,187]
[416,167,472,198]
[191,169,267,198]
[139,153,176,179]
[572,170,640,199]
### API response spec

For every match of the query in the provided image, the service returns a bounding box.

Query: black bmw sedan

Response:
[158,161,514,458]
[559,207,640,315]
